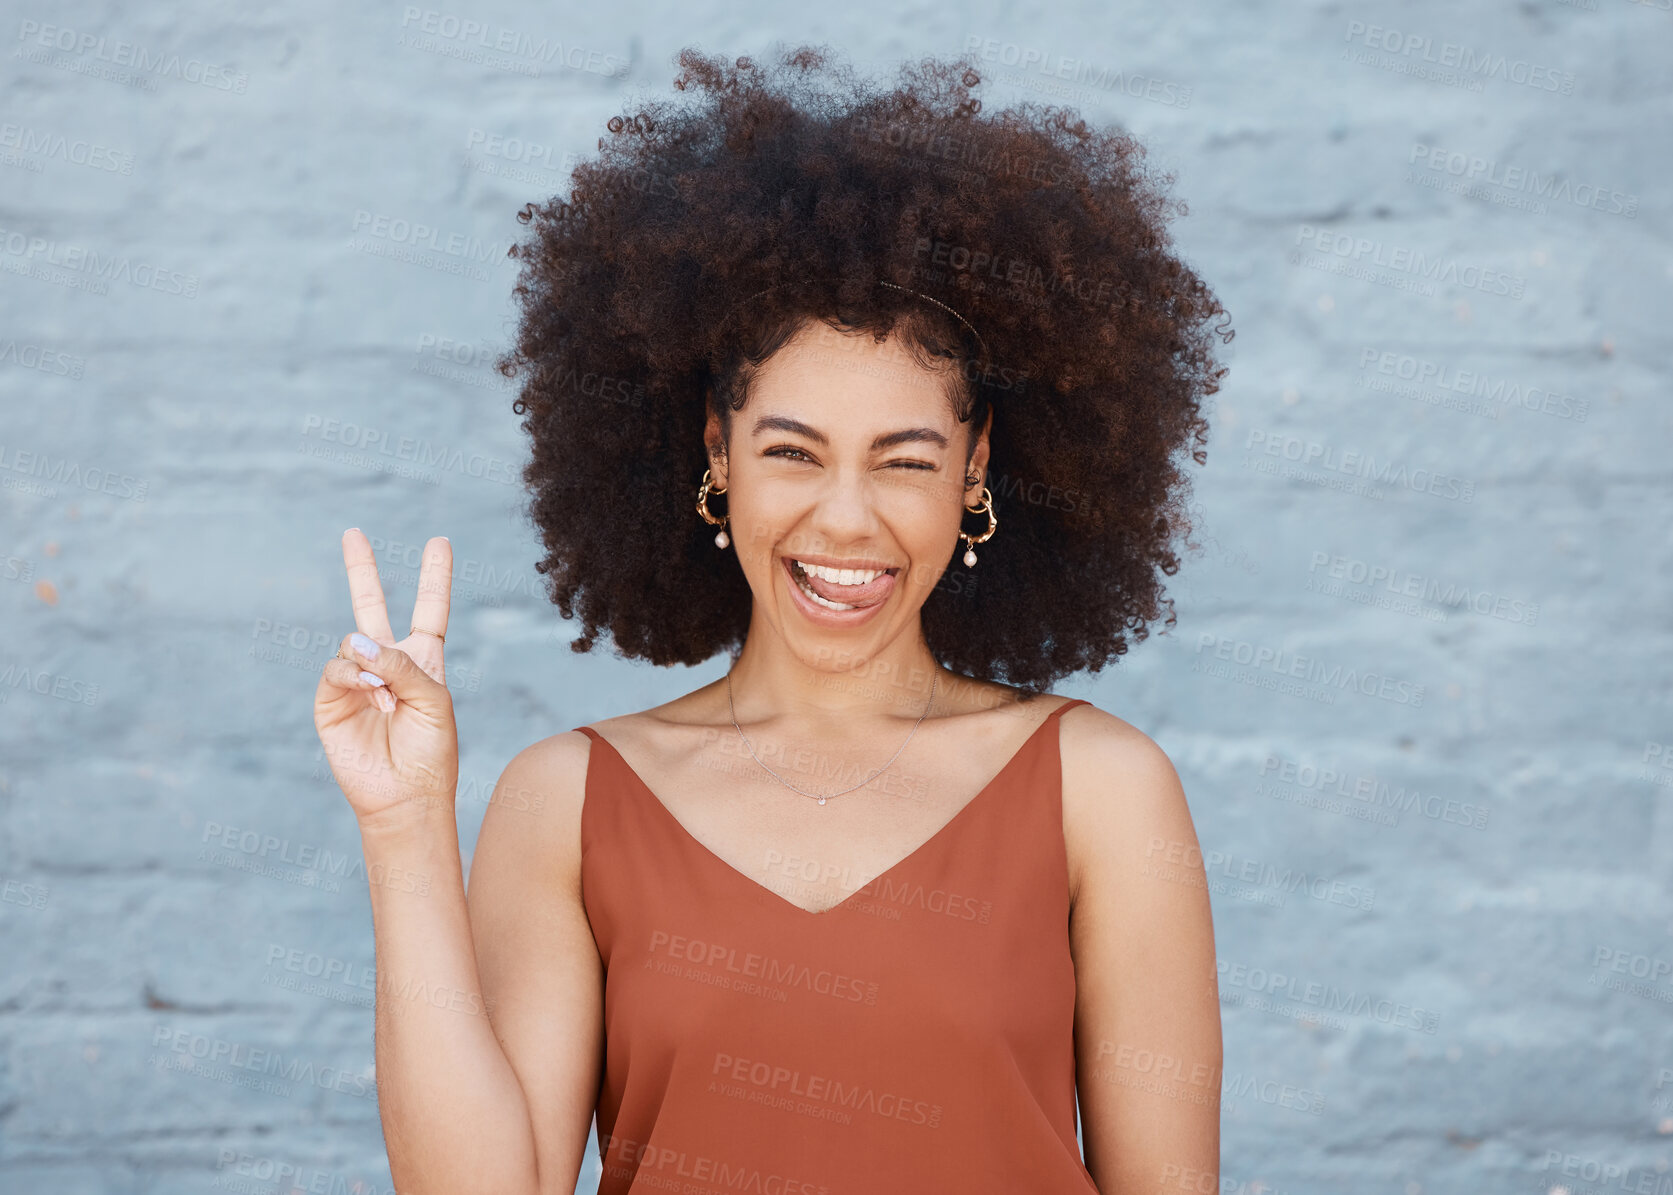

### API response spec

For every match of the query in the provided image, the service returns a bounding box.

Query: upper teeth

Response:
[795,560,886,586]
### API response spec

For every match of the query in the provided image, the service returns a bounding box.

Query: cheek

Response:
[717,495,789,562]
[900,529,963,592]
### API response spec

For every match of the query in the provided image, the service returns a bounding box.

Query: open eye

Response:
[764,446,814,463]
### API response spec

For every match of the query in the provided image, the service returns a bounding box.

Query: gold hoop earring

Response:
[959,483,997,568]
[697,468,730,549]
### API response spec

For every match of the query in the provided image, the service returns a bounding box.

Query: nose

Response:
[802,466,886,545]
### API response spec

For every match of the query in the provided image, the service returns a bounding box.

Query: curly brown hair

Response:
[495,43,1231,692]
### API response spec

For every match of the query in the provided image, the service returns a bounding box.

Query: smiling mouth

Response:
[785,557,898,611]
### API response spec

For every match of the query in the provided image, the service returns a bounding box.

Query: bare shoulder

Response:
[1056,700,1221,1191]
[1057,699,1182,796]
[1055,700,1200,906]
[468,729,596,901]
[473,695,692,887]
[498,727,597,816]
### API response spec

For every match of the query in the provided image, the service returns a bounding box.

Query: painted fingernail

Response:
[376,689,396,713]
[359,671,386,687]
[350,632,379,661]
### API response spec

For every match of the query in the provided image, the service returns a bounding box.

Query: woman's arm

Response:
[313,531,603,1191]
[1062,708,1223,1194]
[465,732,605,1190]
[315,530,602,1194]
[360,732,602,1195]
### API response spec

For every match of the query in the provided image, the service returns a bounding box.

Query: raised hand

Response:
[313,529,459,833]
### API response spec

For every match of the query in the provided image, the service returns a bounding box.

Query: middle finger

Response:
[409,536,453,647]
[342,528,396,643]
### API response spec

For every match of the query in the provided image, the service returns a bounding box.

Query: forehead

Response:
[747,318,959,428]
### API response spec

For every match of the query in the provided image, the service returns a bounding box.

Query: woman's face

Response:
[705,317,991,671]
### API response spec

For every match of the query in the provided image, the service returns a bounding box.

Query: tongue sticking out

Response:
[799,562,895,606]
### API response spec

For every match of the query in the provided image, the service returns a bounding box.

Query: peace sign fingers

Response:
[409,536,453,658]
[341,528,396,644]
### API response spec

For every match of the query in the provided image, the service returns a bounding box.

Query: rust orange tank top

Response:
[571,697,1097,1194]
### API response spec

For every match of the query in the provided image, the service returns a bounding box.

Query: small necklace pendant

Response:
[817,795,827,805]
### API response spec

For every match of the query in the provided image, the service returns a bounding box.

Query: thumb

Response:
[340,632,449,715]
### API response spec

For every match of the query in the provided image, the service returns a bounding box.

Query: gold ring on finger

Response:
[410,625,446,643]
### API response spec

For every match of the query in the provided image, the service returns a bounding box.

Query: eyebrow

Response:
[750,415,949,452]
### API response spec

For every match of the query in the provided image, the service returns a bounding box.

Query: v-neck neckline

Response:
[583,697,1085,918]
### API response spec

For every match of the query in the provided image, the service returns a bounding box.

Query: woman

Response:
[314,45,1231,1195]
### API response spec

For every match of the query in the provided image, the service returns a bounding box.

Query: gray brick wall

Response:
[1,4,1665,1193]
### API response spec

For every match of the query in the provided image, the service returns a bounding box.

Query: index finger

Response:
[341,528,396,643]
[410,536,452,644]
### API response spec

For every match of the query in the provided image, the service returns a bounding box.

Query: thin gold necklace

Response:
[725,669,939,805]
